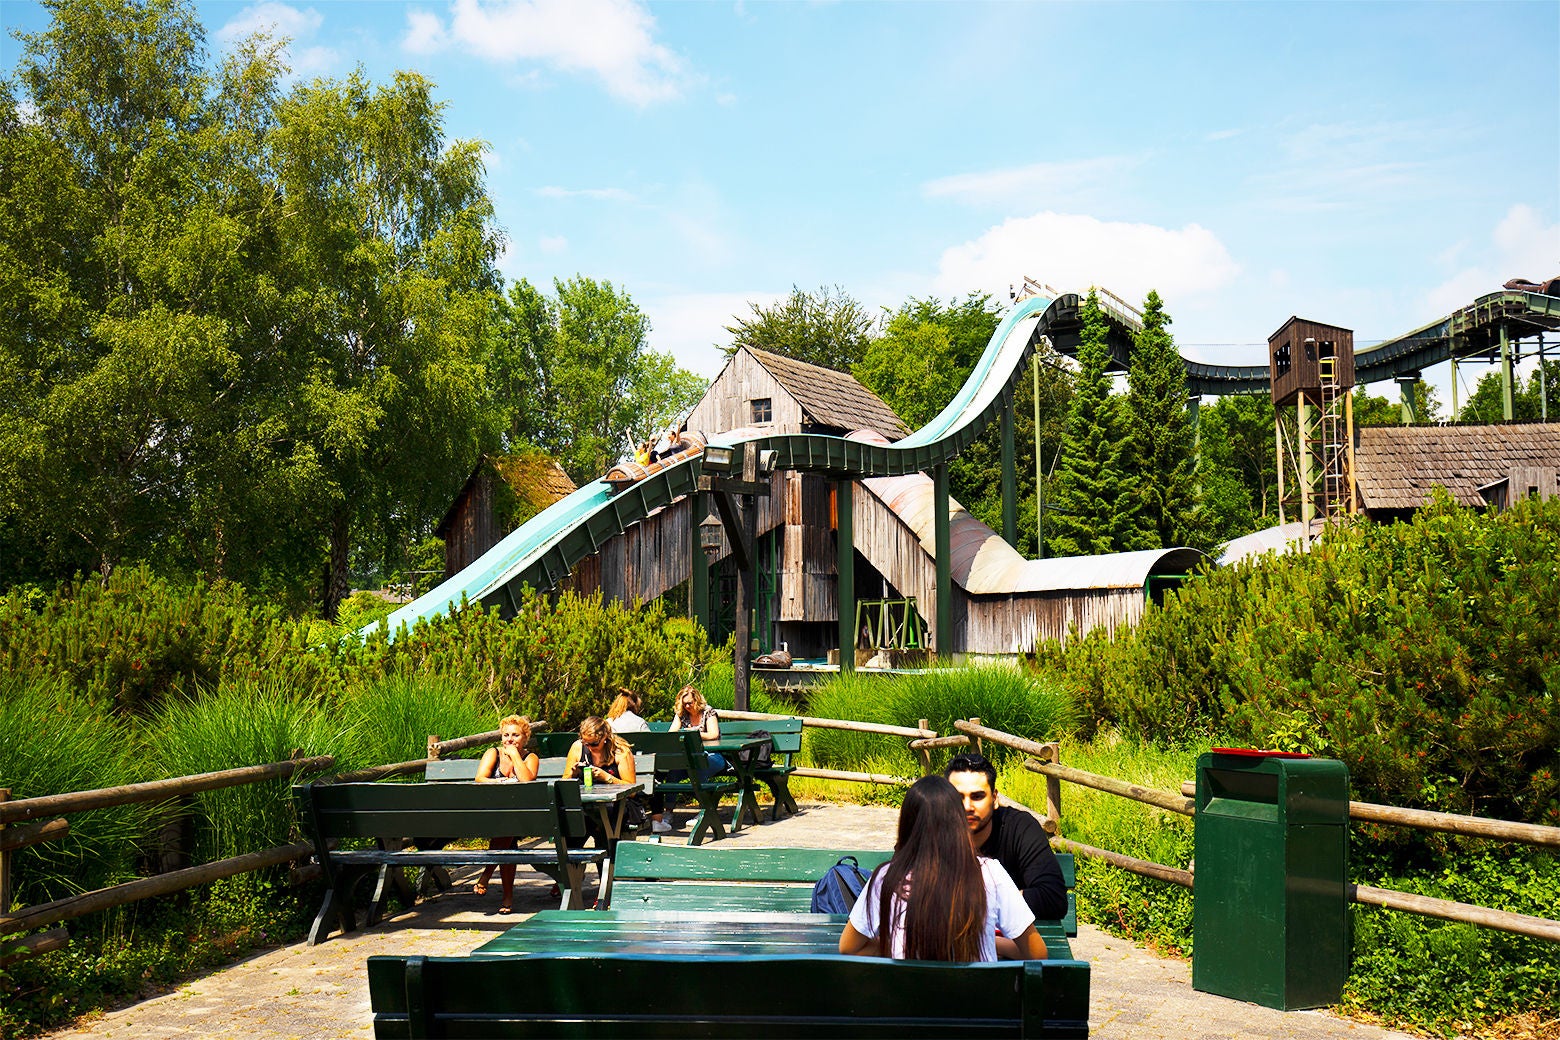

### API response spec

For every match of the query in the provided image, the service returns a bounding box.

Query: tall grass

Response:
[804,664,1074,776]
[1001,730,1196,954]
[337,673,495,772]
[150,679,346,863]
[0,674,151,907]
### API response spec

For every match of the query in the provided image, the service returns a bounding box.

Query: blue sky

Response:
[6,0,1558,408]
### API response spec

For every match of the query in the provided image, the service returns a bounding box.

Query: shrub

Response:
[336,673,495,771]
[1048,492,1560,825]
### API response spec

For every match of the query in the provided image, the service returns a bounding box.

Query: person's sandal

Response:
[473,882,488,896]
[498,903,512,915]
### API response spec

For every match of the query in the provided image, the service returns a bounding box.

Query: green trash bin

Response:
[1192,749,1349,1010]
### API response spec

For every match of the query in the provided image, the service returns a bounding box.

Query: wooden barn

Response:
[436,451,576,579]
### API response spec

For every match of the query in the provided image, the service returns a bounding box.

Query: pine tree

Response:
[1123,290,1204,550]
[1046,290,1137,556]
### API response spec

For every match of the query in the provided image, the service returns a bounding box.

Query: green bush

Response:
[1049,492,1560,825]
[1344,846,1560,1034]
[337,673,495,771]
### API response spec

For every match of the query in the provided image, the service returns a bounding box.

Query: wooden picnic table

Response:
[476,909,848,957]
[705,736,770,831]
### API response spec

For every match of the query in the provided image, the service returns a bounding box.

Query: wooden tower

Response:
[1269,317,1357,536]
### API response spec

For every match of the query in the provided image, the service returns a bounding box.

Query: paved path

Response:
[52,802,1415,1040]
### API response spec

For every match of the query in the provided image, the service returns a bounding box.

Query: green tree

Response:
[1199,394,1278,536]
[494,276,706,484]
[725,284,875,370]
[269,68,504,615]
[1458,362,1560,422]
[0,0,322,599]
[1122,291,1203,550]
[1045,290,1136,556]
[1352,385,1400,427]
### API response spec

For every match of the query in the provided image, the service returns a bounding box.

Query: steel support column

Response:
[933,463,952,659]
[691,491,710,635]
[836,479,854,675]
[1001,390,1017,548]
[1397,375,1419,425]
[1500,322,1515,420]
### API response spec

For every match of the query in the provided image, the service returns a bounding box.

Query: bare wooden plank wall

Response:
[965,589,1144,652]
[684,351,801,438]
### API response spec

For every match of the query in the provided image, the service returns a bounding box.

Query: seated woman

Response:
[473,714,540,914]
[663,685,730,831]
[606,689,669,834]
[563,716,643,849]
[839,774,1047,961]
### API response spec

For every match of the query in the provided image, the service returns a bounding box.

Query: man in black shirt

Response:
[945,752,1068,923]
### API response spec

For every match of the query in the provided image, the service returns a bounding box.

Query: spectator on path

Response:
[944,752,1068,954]
[838,775,1046,961]
[473,714,540,914]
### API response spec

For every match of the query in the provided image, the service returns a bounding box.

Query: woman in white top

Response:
[605,688,649,733]
[840,775,1047,962]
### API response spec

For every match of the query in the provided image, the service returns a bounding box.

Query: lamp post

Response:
[697,442,773,712]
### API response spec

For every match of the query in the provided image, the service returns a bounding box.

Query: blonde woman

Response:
[667,684,729,780]
[605,687,649,733]
[563,716,643,848]
[473,715,538,913]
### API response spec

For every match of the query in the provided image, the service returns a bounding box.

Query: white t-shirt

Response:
[847,856,1035,962]
[611,710,649,733]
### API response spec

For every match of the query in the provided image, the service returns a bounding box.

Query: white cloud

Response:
[403,0,691,106]
[216,3,337,76]
[538,235,568,254]
[933,212,1241,304]
[1204,128,1242,142]
[1424,204,1560,315]
[535,186,636,202]
[641,291,784,378]
[922,156,1140,209]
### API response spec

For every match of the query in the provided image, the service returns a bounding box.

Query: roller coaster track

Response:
[1061,287,1560,396]
[367,287,1560,637]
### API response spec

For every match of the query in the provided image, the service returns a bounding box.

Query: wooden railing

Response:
[955,720,1560,944]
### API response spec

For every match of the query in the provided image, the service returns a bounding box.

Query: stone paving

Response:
[52,801,1417,1039]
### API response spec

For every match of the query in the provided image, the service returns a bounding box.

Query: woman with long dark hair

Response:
[839,775,1047,961]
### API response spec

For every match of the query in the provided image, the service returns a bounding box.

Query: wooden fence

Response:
[4,709,1555,969]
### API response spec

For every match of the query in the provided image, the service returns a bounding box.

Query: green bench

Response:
[611,843,1077,952]
[292,779,604,944]
[622,730,742,846]
[717,717,804,819]
[366,952,1091,1037]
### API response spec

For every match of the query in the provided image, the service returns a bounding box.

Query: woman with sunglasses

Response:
[562,716,642,850]
[473,714,540,913]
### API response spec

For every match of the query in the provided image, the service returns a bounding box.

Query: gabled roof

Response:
[1354,422,1560,510]
[745,347,910,440]
[435,451,576,536]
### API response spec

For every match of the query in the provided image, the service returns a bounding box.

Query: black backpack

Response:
[737,729,774,768]
[810,855,870,914]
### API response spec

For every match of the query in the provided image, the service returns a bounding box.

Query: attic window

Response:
[751,398,772,424]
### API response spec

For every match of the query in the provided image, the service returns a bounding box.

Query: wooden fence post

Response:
[0,789,10,915]
[1039,742,1062,837]
[427,735,442,761]
[969,719,982,756]
[916,719,933,775]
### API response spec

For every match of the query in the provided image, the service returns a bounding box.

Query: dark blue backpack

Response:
[810,855,870,914]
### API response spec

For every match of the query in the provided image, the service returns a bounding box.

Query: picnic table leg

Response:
[687,793,728,846]
[594,804,620,908]
[766,776,799,821]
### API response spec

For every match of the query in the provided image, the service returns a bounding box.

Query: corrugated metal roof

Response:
[1354,422,1560,510]
[857,467,1206,594]
[1216,522,1312,567]
[745,347,910,440]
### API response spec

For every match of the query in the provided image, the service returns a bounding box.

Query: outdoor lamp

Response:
[703,444,736,473]
[699,512,724,556]
[756,449,778,476]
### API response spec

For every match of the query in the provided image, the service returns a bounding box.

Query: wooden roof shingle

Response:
[745,347,910,440]
[1354,422,1560,510]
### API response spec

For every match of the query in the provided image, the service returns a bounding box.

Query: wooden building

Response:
[1353,421,1560,521]
[1268,317,1355,406]
[436,452,576,578]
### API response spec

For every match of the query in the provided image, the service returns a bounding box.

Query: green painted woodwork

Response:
[837,477,854,674]
[934,462,952,657]
[715,718,803,819]
[1002,390,1018,547]
[620,731,742,846]
[366,952,1092,1038]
